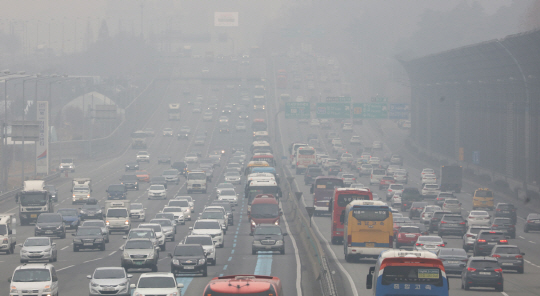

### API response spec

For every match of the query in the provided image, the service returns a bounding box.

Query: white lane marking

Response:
[281,204,302,296]
[57,265,75,271]
[109,251,116,256]
[519,236,525,239]
[83,258,102,263]
[60,245,70,251]
[529,241,536,244]
[501,292,509,296]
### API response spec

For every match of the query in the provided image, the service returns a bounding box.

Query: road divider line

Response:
[60,245,70,251]
[223,264,228,270]
[175,277,194,294]
[254,253,272,276]
[57,265,75,271]
[281,204,303,296]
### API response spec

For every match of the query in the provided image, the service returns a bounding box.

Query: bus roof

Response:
[247,161,270,167]
[205,275,280,294]
[249,180,278,186]
[379,250,439,260]
[315,176,342,181]
[347,200,387,207]
[336,187,370,193]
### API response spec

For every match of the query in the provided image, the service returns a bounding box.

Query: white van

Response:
[186,170,207,194]
[369,168,387,185]
[9,263,59,296]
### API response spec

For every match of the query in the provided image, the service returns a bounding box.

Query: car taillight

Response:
[468,216,473,219]
[440,221,447,224]
[478,239,486,243]
[437,244,445,247]
[515,255,523,259]
[500,239,508,243]
[509,225,515,228]
[398,233,404,238]
[492,254,501,258]
[527,220,532,223]
[416,243,424,246]
[494,268,503,273]
[459,222,466,225]
[467,267,476,272]
[496,209,501,211]
[347,235,352,247]
[466,234,474,237]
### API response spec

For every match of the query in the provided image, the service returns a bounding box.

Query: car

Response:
[135,170,150,182]
[428,210,452,232]
[467,210,491,227]
[358,164,373,176]
[393,217,412,237]
[162,128,173,136]
[238,111,249,119]
[72,226,106,252]
[251,224,287,255]
[120,238,159,272]
[124,229,159,249]
[421,168,435,176]
[120,174,140,190]
[421,184,440,198]
[171,161,188,175]
[143,128,155,137]
[87,267,132,296]
[438,214,467,237]
[226,162,242,173]
[57,208,81,230]
[490,244,525,273]
[322,158,339,169]
[224,171,242,185]
[462,226,490,251]
[419,205,442,224]
[219,124,230,133]
[436,247,468,275]
[421,174,437,186]
[395,225,422,248]
[368,156,381,165]
[491,217,516,239]
[34,213,66,238]
[179,126,191,134]
[524,213,540,232]
[150,176,167,189]
[139,223,166,251]
[199,210,228,233]
[169,244,208,277]
[349,136,361,145]
[8,263,59,296]
[183,235,217,265]
[157,155,171,164]
[130,272,184,295]
[79,204,104,220]
[372,141,383,150]
[194,135,206,145]
[147,184,167,200]
[211,201,234,226]
[189,220,225,247]
[339,153,354,165]
[386,165,401,175]
[150,219,176,242]
[19,237,57,263]
[473,230,509,256]
[413,235,446,253]
[125,161,139,171]
[155,213,178,229]
[461,257,504,291]
[494,203,517,223]
[162,207,186,225]
[408,202,428,219]
[162,169,180,184]
[390,193,402,208]
[136,151,150,162]
[337,172,356,186]
[327,165,342,176]
[215,183,235,196]
[304,166,324,185]
[43,184,58,202]
[390,154,403,165]
[167,199,192,220]
[379,176,395,190]
[184,153,199,163]
[81,220,110,243]
[235,121,247,131]
[393,171,408,184]
[435,191,454,206]
[175,195,195,213]
[342,122,353,131]
[442,198,462,214]
[217,189,238,206]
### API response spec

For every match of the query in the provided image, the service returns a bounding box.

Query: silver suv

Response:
[120,238,159,272]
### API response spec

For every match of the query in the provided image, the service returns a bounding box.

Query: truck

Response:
[15,180,54,225]
[131,131,147,149]
[440,165,463,193]
[104,200,131,234]
[58,158,75,172]
[168,103,181,120]
[0,214,16,254]
[71,178,92,204]
[186,170,207,194]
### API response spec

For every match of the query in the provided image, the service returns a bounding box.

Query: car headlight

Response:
[275,220,279,225]
[251,220,256,226]
[198,258,206,265]
[43,285,52,292]
[91,281,99,287]
[95,238,103,242]
[105,221,110,226]
[43,248,51,253]
[124,220,130,225]
[147,252,154,258]
[21,249,28,254]
[123,252,130,259]
[276,240,284,245]
[74,239,82,243]
[172,259,179,265]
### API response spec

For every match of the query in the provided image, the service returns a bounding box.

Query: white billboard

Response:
[36,101,49,175]
[214,12,239,27]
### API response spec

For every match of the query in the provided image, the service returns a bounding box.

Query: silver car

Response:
[150,219,176,241]
[183,235,217,265]
[199,210,228,234]
[19,237,57,263]
[82,220,110,243]
[413,236,446,253]
[386,184,404,200]
[420,205,442,224]
[120,239,159,272]
[88,267,132,296]
[462,226,490,251]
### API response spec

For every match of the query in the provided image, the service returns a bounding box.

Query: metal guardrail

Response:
[0,172,60,202]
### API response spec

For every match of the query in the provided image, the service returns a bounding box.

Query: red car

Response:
[395,225,423,248]
[393,217,412,237]
[379,176,395,190]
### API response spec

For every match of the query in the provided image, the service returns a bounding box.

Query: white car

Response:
[421,168,435,176]
[421,174,437,185]
[332,143,346,154]
[215,183,235,196]
[413,235,446,253]
[386,165,401,174]
[310,119,320,126]
[130,203,146,221]
[358,164,373,176]
[390,193,402,207]
[161,207,185,225]
[167,199,192,221]
[136,151,150,162]
[199,210,228,234]
[203,111,213,121]
[386,184,404,200]
[190,220,225,247]
[466,210,491,227]
[340,153,354,165]
[420,205,442,224]
[9,263,59,296]
[323,159,339,169]
[217,189,238,206]
[175,195,194,212]
[235,122,247,131]
[147,184,167,200]
[442,198,462,214]
[219,116,229,123]
[130,273,183,296]
[342,122,353,131]
[338,173,356,186]
[138,223,166,251]
[184,153,199,163]
[368,157,381,165]
[183,235,217,265]
[421,184,440,198]
[350,136,361,145]
[331,138,343,145]
[224,172,241,185]
[372,141,383,150]
[317,154,330,165]
[162,128,173,136]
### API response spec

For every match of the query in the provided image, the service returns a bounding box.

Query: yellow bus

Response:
[343,200,393,262]
[473,188,494,210]
[244,161,270,175]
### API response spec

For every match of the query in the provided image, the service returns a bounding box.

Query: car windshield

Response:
[83,221,104,227]
[174,245,204,256]
[149,185,164,190]
[12,269,51,282]
[150,219,172,227]
[218,183,234,189]
[250,204,279,218]
[107,209,128,217]
[94,269,125,279]
[82,205,100,210]
[470,211,488,216]
[185,237,213,246]
[445,199,459,204]
[493,218,512,224]
[125,240,153,249]
[188,173,206,180]
[163,207,182,213]
[58,209,78,217]
[169,200,189,207]
[399,226,420,233]
[498,204,515,210]
[108,185,125,191]
[24,238,49,247]
[494,246,521,254]
[469,260,499,269]
[254,227,282,235]
[479,232,506,240]
[417,237,443,243]
[425,184,438,189]
[131,204,143,209]
[438,249,466,256]
[220,190,236,196]
[163,170,178,175]
[76,228,101,236]
[475,190,493,197]
[37,215,61,223]
[201,212,224,219]
[128,231,153,239]
[194,221,221,230]
[137,277,176,289]
[139,225,161,233]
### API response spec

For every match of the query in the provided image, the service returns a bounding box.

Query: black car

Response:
[79,204,103,220]
[251,225,287,255]
[125,161,139,171]
[328,165,341,176]
[428,210,452,232]
[211,201,234,226]
[304,166,324,185]
[401,187,422,211]
[35,213,66,238]
[157,155,171,164]
[491,217,516,239]
[436,247,468,275]
[461,257,504,291]
[72,226,105,252]
[177,132,189,140]
[494,203,517,223]
[473,230,509,256]
[200,158,216,169]
[171,161,188,175]
[120,174,139,190]
[491,244,525,273]
[44,185,58,202]
[169,244,207,277]
[106,184,127,200]
[150,176,168,189]
[438,214,467,237]
[231,145,244,153]
[524,213,540,232]
[408,202,428,219]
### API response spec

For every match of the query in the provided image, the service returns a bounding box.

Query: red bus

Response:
[330,188,373,244]
[310,176,344,216]
[203,275,283,296]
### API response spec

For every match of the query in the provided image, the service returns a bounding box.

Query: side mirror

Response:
[168,253,173,258]
[178,283,184,288]
[7,277,11,283]
[71,233,76,236]
[283,233,288,236]
[52,243,56,246]
[122,236,127,239]
[119,246,124,251]
[222,225,226,230]
[52,276,58,282]
[127,274,133,278]
[249,233,253,236]
[130,284,136,289]
[86,275,92,279]
[188,227,193,230]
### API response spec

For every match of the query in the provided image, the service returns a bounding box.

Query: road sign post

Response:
[285,102,310,119]
[352,103,388,119]
[316,102,350,119]
[388,103,410,119]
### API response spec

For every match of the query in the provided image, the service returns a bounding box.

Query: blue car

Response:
[57,208,80,230]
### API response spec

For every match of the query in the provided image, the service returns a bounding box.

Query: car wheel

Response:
[496,285,504,292]
[73,246,79,252]
[151,265,158,272]
[203,268,208,277]
[524,226,529,233]
[345,254,354,263]
[100,244,106,251]
[518,267,524,274]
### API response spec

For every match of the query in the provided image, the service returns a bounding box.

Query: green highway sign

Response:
[326,96,351,103]
[285,102,310,119]
[371,96,388,103]
[316,102,350,119]
[353,103,388,119]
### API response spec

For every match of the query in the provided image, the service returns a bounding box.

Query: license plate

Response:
[488,242,496,245]
[134,261,144,265]
[31,214,38,218]
[365,243,375,247]
[449,224,458,226]
[447,261,460,264]
[405,234,416,237]
[103,287,115,291]
[88,214,94,216]
[45,230,53,234]
[184,266,195,269]
[479,272,491,275]
[84,243,94,246]
[265,246,272,249]
[503,211,509,213]
[502,263,513,266]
